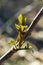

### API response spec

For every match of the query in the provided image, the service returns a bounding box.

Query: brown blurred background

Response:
[0,0,43,65]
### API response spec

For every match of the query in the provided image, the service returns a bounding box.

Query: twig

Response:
[24,7,43,39]
[0,46,18,63]
[0,7,43,64]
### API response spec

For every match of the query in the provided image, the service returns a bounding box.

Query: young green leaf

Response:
[8,40,15,45]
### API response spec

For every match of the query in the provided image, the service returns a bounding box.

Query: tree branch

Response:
[24,7,43,39]
[0,7,43,64]
[0,46,18,63]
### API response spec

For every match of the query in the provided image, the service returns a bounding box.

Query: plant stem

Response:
[0,7,43,64]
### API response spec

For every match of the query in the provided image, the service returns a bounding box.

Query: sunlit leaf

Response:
[18,14,27,25]
[15,24,20,31]
[27,43,32,49]
[15,24,28,33]
[20,25,28,32]
[8,40,15,45]
[18,14,23,25]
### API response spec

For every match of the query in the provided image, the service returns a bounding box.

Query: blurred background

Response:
[0,0,43,65]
